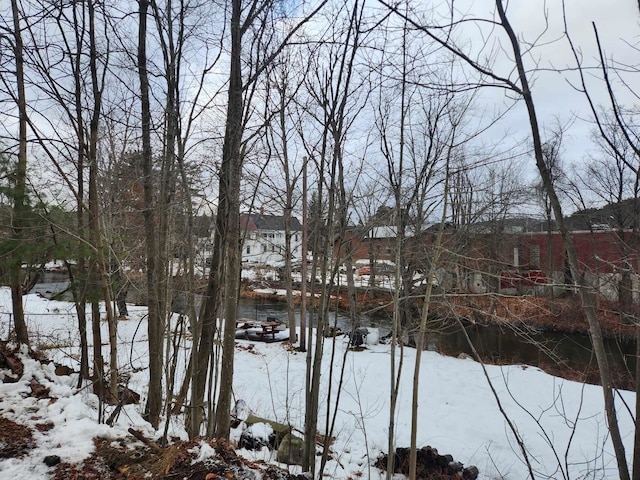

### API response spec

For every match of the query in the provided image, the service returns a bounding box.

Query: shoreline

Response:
[242,284,637,342]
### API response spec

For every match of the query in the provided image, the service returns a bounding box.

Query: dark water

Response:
[241,297,637,385]
[431,321,636,384]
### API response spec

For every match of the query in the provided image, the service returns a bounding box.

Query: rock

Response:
[44,455,61,467]
[276,433,305,466]
[245,414,291,446]
[239,422,277,450]
[54,364,74,376]
[231,399,251,428]
[375,445,479,480]
[463,465,479,479]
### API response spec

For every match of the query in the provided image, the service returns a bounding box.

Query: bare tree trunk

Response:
[137,0,163,429]
[409,145,455,479]
[90,283,104,419]
[189,200,225,435]
[299,157,308,352]
[68,261,89,385]
[9,0,29,347]
[304,142,331,474]
[213,0,243,440]
[495,2,630,478]
[86,0,117,402]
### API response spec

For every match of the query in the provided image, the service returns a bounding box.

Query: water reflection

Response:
[432,321,636,382]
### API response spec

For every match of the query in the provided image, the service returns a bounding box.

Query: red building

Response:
[333,226,640,302]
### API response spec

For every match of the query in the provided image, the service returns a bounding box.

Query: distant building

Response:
[240,213,303,266]
[333,217,640,303]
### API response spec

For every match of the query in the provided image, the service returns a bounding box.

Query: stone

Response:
[231,399,251,428]
[239,422,277,450]
[44,455,61,467]
[463,466,479,479]
[245,414,291,445]
[276,433,305,465]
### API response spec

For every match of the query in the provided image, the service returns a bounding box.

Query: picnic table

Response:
[235,318,286,340]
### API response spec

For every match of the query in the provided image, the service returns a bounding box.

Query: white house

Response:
[240,213,303,266]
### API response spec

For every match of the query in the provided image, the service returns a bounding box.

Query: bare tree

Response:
[260,48,309,344]
[494,2,629,478]
[137,0,164,428]
[2,0,123,402]
[293,1,374,472]
[374,1,632,478]
[5,0,30,347]
[190,0,330,441]
[563,9,640,477]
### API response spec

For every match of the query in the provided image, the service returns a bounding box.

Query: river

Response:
[29,276,637,388]
[239,297,636,388]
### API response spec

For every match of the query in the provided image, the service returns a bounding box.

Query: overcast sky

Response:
[450,0,640,207]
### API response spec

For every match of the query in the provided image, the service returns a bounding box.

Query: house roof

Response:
[240,213,302,232]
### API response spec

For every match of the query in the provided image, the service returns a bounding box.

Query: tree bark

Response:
[86,0,118,402]
[9,0,29,348]
[138,0,163,429]
[213,0,243,440]
[300,157,308,352]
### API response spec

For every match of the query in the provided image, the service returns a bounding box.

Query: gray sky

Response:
[419,1,639,212]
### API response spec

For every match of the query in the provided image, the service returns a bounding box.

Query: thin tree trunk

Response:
[90,285,104,419]
[189,220,223,437]
[68,261,89,386]
[409,151,452,479]
[70,0,89,385]
[138,0,163,429]
[304,143,329,473]
[299,157,308,352]
[213,0,243,440]
[9,0,29,347]
[86,0,117,402]
[495,2,630,479]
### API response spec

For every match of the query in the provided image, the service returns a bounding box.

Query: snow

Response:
[0,286,636,479]
[191,440,217,465]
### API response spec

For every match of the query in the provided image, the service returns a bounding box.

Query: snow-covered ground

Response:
[0,287,636,479]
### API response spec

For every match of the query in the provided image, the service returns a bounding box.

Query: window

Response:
[294,235,299,242]
[262,245,267,253]
[271,245,275,252]
[530,245,540,268]
[246,246,250,254]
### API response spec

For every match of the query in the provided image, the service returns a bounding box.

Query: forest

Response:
[1,0,640,479]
